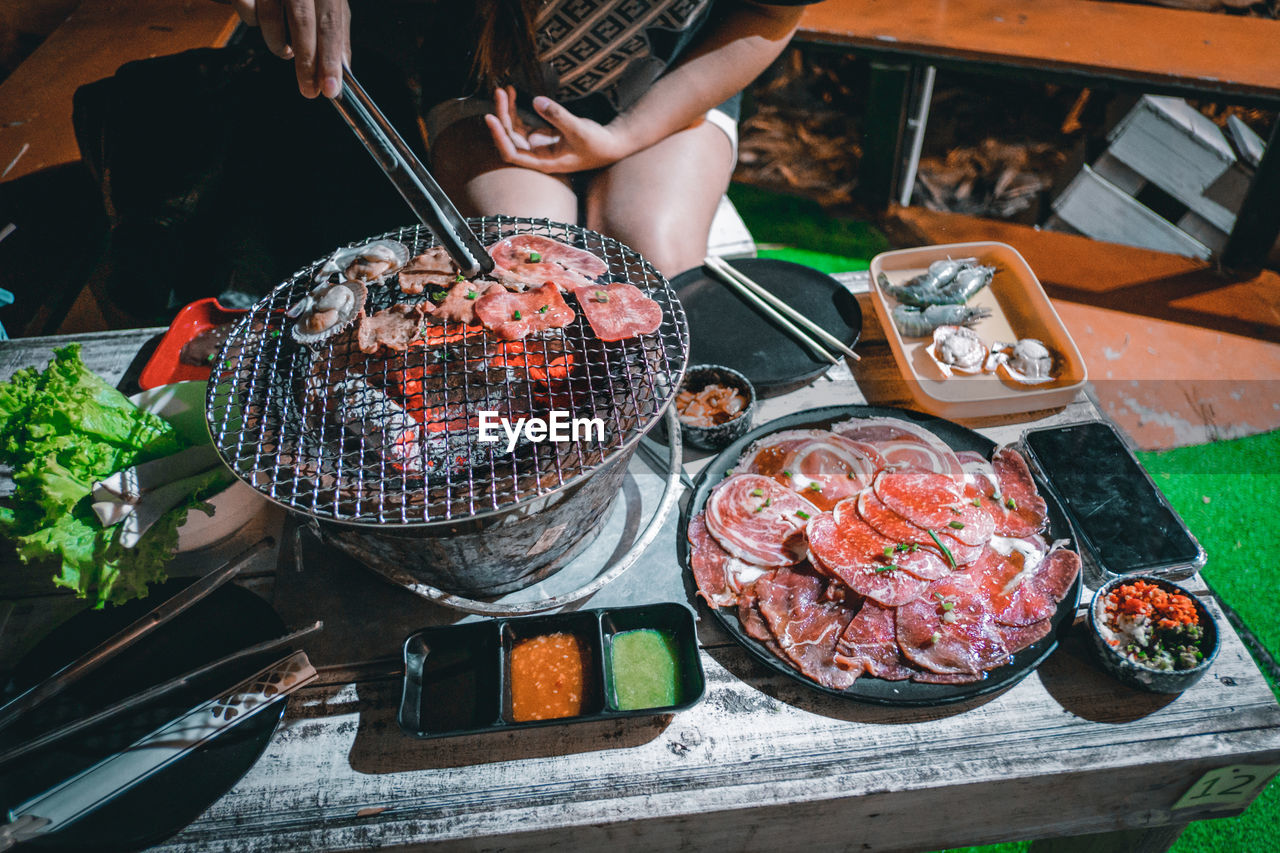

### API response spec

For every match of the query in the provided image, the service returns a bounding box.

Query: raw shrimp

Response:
[892,303,992,338]
[877,260,995,307]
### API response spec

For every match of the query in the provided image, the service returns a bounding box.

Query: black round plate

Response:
[0,581,287,851]
[678,404,1082,706]
[671,259,861,398]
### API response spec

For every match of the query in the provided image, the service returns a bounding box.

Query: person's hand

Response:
[227,0,350,98]
[484,86,634,174]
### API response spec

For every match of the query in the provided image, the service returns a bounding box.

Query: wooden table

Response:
[2,278,1279,852]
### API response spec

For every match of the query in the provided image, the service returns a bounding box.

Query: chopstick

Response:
[0,620,323,767]
[0,536,274,733]
[703,255,860,362]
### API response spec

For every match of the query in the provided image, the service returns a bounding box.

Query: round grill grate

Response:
[205,217,690,526]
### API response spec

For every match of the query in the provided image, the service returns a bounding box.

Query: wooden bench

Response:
[795,0,1280,272]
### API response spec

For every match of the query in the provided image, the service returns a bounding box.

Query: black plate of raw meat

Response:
[677,404,1082,706]
[671,259,861,398]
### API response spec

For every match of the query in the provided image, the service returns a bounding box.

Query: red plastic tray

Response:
[138,298,249,391]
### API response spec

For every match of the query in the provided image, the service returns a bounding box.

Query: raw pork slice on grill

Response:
[755,567,859,689]
[833,416,966,483]
[688,512,770,608]
[356,303,431,354]
[896,572,1011,676]
[398,247,459,295]
[474,282,575,340]
[806,507,930,606]
[704,474,818,567]
[572,283,663,341]
[489,234,607,291]
[834,601,914,680]
[431,279,506,325]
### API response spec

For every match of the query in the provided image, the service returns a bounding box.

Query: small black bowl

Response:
[675,364,757,451]
[1087,575,1220,694]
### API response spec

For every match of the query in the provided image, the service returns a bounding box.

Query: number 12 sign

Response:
[1172,764,1280,811]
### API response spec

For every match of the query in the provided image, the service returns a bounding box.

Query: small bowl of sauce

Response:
[675,364,756,451]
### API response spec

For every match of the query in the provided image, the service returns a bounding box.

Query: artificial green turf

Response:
[728,183,1280,852]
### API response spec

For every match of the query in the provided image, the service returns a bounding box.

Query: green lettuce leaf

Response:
[0,344,203,607]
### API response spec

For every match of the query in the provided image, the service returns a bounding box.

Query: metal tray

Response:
[868,242,1088,419]
[677,404,1083,707]
[397,603,705,739]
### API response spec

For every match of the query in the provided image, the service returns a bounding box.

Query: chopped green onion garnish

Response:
[808,482,821,492]
[455,273,465,281]
[782,470,792,478]
[513,310,522,320]
[883,545,894,558]
[948,520,965,530]
[538,305,548,313]
[431,290,448,301]
[750,488,764,497]
[940,600,955,612]
[594,290,609,303]
[529,251,542,262]
[930,631,942,644]
[270,329,282,339]
[1006,497,1018,510]
[972,497,982,507]
[795,510,810,520]
[926,528,957,568]
[465,290,478,300]
[875,564,898,573]
[763,497,772,507]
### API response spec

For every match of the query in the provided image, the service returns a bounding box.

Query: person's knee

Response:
[594,209,707,279]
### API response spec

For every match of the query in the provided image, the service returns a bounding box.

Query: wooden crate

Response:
[1050,164,1212,259]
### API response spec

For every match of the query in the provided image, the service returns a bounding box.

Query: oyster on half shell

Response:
[926,324,989,378]
[992,338,1055,385]
[289,279,368,345]
[314,239,411,284]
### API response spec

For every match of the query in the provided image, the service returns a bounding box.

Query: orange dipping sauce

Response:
[509,633,585,722]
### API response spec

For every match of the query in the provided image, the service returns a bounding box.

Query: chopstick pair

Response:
[0,620,323,767]
[702,255,860,364]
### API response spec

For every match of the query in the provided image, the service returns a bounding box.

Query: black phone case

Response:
[1019,420,1206,582]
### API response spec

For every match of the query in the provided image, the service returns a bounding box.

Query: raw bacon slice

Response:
[806,510,929,606]
[834,497,952,580]
[896,573,1011,675]
[987,447,1049,537]
[489,234,607,291]
[738,582,778,645]
[687,512,770,609]
[834,602,913,680]
[872,469,995,547]
[739,430,831,477]
[854,489,983,568]
[474,283,575,340]
[1034,547,1082,604]
[764,434,882,511]
[572,283,663,341]
[833,416,965,483]
[432,279,506,325]
[755,568,859,689]
[398,247,459,295]
[704,474,818,567]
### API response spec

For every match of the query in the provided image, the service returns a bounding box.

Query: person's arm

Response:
[486,1,806,173]
[225,0,351,99]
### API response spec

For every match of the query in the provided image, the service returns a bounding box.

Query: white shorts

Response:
[423,97,739,165]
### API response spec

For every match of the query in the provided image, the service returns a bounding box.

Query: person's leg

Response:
[429,115,579,223]
[584,117,735,278]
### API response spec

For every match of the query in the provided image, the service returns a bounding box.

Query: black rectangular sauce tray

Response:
[398,603,705,739]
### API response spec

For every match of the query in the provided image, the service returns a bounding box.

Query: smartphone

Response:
[1021,420,1206,581]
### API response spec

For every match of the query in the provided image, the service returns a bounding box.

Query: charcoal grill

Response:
[206,216,689,597]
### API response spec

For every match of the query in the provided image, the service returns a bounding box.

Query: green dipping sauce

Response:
[609,629,681,711]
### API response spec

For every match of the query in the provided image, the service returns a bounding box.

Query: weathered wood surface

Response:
[1,310,1278,852]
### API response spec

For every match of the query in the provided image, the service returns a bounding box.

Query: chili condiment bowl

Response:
[398,603,705,739]
[675,364,756,451]
[1086,575,1220,694]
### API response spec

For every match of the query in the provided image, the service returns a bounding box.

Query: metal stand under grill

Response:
[206,217,689,597]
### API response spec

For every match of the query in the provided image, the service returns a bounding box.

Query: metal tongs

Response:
[331,66,495,278]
